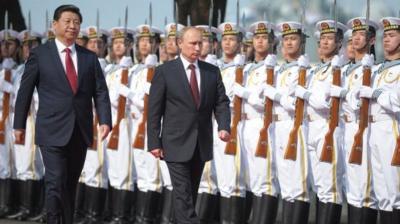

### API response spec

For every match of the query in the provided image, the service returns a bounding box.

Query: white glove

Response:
[232,83,250,99]
[2,58,16,70]
[0,80,15,94]
[361,54,374,68]
[144,82,151,95]
[205,54,218,66]
[145,54,158,67]
[119,56,133,68]
[298,54,310,68]
[116,83,134,99]
[233,54,246,67]
[294,85,309,99]
[330,85,346,98]
[262,83,279,100]
[264,54,277,67]
[359,85,373,98]
[331,55,345,68]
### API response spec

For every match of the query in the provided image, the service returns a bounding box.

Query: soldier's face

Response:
[282,34,301,56]
[319,33,337,58]
[253,34,269,54]
[221,35,239,56]
[346,40,355,60]
[1,40,18,58]
[112,38,127,57]
[53,11,81,44]
[200,36,212,57]
[166,36,178,55]
[138,37,152,57]
[22,40,40,60]
[159,44,168,62]
[75,38,87,47]
[178,28,202,63]
[352,30,375,51]
[383,30,400,55]
[87,38,105,56]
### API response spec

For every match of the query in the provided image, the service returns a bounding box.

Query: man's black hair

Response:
[53,5,82,23]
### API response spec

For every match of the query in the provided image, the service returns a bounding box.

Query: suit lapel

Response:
[175,58,197,109]
[76,46,85,90]
[198,62,208,109]
[48,41,74,94]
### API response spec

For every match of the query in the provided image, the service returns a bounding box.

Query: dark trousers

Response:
[167,145,205,224]
[40,124,87,224]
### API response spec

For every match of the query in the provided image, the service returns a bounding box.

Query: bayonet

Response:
[4,11,8,41]
[217,9,222,27]
[366,0,371,53]
[300,0,307,54]
[164,16,168,26]
[28,11,32,37]
[96,9,100,39]
[45,10,49,29]
[187,15,191,26]
[242,12,245,28]
[209,0,214,30]
[149,2,153,27]
[236,0,240,26]
[333,0,337,32]
[123,6,129,57]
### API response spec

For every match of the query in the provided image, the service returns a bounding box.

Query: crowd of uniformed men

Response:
[0,8,399,224]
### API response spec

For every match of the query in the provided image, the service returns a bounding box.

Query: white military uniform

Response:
[365,58,400,211]
[240,61,279,197]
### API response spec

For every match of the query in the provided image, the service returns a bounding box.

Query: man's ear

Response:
[370,36,376,46]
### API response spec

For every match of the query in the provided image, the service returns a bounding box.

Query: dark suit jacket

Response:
[13,40,112,147]
[147,57,230,162]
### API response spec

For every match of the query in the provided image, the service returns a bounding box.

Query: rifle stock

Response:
[255,66,274,157]
[107,68,129,150]
[133,67,155,149]
[392,136,400,166]
[0,69,12,144]
[349,67,371,165]
[284,67,306,161]
[90,114,99,150]
[320,67,341,163]
[225,66,244,155]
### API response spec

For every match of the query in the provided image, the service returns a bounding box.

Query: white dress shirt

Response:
[55,38,78,75]
[180,54,201,93]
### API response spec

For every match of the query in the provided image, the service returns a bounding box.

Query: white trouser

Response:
[305,119,344,204]
[13,115,44,181]
[214,124,247,198]
[198,160,218,195]
[240,118,279,197]
[106,119,135,191]
[342,120,377,209]
[0,117,14,179]
[83,135,108,189]
[131,116,162,193]
[271,120,309,202]
[368,119,400,211]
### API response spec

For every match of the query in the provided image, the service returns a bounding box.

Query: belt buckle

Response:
[307,114,313,122]
[273,114,280,121]
[241,113,248,120]
[344,114,351,123]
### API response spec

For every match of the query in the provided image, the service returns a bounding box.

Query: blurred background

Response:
[1,0,399,61]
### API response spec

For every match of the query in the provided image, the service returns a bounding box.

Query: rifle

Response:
[284,67,306,160]
[320,66,341,162]
[90,114,99,150]
[349,0,371,165]
[0,11,11,145]
[107,7,129,150]
[255,65,274,157]
[392,137,400,166]
[225,65,244,155]
[132,67,155,149]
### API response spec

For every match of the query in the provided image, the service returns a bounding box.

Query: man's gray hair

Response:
[177,26,202,40]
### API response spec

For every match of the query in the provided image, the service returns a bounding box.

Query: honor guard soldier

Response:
[358,17,400,223]
[241,31,255,62]
[213,22,247,224]
[238,21,280,224]
[195,25,219,62]
[295,19,347,224]
[330,17,380,223]
[344,30,355,63]
[6,30,45,222]
[105,27,136,224]
[0,28,20,218]
[76,29,88,47]
[43,28,56,43]
[263,21,311,224]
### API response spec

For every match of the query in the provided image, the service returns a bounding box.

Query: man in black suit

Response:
[147,27,231,223]
[13,5,112,224]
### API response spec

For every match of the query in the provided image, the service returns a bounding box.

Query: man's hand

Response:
[218,130,230,142]
[14,129,25,144]
[99,124,111,140]
[150,148,164,159]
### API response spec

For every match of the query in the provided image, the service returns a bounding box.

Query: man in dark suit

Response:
[13,5,112,224]
[147,26,231,224]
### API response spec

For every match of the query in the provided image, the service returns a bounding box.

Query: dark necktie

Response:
[64,48,78,94]
[188,64,200,108]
